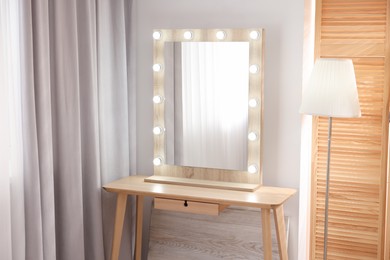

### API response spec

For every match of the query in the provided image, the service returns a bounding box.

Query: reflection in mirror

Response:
[164,42,249,171]
[151,28,264,188]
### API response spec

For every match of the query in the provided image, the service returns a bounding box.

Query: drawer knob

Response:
[184,200,188,207]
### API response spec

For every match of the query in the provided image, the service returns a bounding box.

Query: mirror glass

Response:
[164,42,249,171]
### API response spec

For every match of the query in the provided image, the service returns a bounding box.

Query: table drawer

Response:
[154,198,220,216]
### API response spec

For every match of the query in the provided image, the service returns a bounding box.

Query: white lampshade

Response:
[300,58,361,118]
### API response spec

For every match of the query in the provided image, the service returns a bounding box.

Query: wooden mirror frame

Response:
[146,28,265,191]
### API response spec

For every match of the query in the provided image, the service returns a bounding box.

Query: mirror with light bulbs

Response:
[146,28,264,191]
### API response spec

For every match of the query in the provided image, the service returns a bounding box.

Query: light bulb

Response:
[248,132,258,141]
[216,30,226,40]
[153,64,162,72]
[153,157,163,166]
[249,30,260,40]
[183,31,193,40]
[153,95,164,104]
[248,164,258,174]
[153,31,162,40]
[249,65,259,74]
[153,126,164,135]
[248,98,258,108]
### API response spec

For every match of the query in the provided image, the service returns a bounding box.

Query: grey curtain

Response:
[0,0,136,259]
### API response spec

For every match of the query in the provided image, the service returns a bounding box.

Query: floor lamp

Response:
[300,58,361,259]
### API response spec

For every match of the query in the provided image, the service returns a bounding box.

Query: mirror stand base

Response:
[144,176,260,192]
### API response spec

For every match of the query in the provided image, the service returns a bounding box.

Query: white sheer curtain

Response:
[178,42,249,171]
[0,0,135,259]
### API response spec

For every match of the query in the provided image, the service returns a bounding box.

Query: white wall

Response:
[298,0,316,259]
[135,1,305,259]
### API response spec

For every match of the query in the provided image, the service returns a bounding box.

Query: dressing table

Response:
[103,176,295,260]
[103,28,296,259]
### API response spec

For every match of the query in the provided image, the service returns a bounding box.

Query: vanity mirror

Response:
[147,28,264,191]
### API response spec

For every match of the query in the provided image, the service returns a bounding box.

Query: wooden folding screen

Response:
[311,0,390,259]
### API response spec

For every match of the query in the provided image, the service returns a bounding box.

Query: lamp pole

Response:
[323,117,332,260]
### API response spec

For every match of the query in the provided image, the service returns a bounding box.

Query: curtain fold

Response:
[0,2,16,259]
[1,0,135,259]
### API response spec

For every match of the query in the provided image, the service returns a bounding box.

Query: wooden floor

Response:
[148,206,289,260]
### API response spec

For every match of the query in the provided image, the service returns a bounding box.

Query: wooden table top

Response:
[103,175,296,209]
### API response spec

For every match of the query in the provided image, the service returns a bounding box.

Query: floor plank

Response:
[148,206,289,260]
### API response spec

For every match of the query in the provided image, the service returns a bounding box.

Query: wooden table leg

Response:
[261,208,273,260]
[135,195,144,260]
[111,193,128,260]
[273,205,288,260]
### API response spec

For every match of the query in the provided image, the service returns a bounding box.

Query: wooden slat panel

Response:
[320,1,387,58]
[311,0,389,259]
[320,43,385,57]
